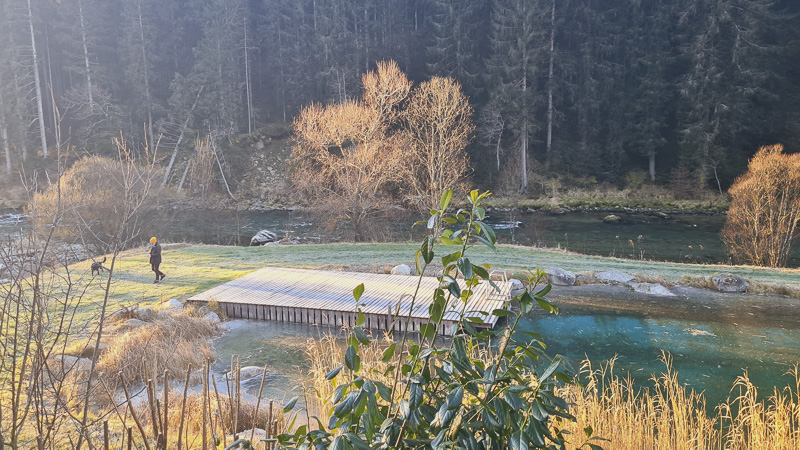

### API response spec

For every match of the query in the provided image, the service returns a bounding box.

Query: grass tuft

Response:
[97,314,221,385]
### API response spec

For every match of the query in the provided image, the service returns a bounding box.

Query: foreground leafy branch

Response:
[271,190,602,449]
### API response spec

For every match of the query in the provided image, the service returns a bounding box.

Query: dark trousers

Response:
[151,259,164,279]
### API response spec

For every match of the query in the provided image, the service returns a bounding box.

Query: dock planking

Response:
[187,267,512,335]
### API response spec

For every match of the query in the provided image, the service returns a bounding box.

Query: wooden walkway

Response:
[187,267,512,335]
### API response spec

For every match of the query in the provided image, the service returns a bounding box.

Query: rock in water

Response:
[239,366,265,380]
[603,214,622,224]
[630,282,675,296]
[203,312,221,324]
[545,268,576,286]
[250,230,278,246]
[712,273,749,293]
[595,271,636,286]
[391,264,411,276]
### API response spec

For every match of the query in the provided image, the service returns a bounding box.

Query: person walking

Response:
[149,237,166,283]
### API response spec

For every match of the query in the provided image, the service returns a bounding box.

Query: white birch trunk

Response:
[545,0,555,169]
[244,18,253,135]
[137,2,154,149]
[1,90,10,175]
[27,0,48,157]
[78,0,93,110]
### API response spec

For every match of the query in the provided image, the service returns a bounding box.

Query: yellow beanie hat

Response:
[150,237,157,244]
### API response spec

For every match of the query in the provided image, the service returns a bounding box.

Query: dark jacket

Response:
[149,242,162,264]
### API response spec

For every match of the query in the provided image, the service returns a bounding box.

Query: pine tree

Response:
[676,0,781,192]
[487,0,548,194]
[425,0,487,98]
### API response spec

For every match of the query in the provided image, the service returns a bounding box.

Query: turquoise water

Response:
[214,284,800,409]
[529,285,800,406]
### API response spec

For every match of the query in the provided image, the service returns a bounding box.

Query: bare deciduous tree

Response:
[402,76,474,212]
[722,144,800,267]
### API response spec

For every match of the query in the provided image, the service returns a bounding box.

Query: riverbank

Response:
[59,242,799,322]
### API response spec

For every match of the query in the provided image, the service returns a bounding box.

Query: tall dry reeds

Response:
[307,338,800,450]
[556,354,800,449]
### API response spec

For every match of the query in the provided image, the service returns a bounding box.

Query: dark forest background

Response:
[1,0,799,194]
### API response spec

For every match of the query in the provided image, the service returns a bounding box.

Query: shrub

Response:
[721,144,800,267]
[28,150,170,253]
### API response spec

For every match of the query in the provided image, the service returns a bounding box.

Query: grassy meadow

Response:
[77,241,800,318]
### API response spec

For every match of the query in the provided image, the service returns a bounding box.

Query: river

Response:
[214,283,800,409]
[3,208,799,408]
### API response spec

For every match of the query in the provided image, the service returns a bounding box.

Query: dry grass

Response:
[307,335,800,449]
[557,354,800,449]
[632,273,675,288]
[678,275,717,290]
[748,281,800,299]
[97,314,221,385]
[133,391,286,444]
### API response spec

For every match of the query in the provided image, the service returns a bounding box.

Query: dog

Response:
[91,256,107,276]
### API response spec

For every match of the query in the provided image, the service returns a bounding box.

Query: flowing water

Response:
[213,284,800,409]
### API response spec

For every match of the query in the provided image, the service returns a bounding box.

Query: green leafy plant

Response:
[269,190,603,449]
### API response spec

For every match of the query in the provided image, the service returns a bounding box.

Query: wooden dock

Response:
[187,267,512,335]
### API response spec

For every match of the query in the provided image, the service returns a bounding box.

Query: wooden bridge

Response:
[187,267,512,335]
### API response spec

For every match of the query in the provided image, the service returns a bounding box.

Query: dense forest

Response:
[0,0,798,193]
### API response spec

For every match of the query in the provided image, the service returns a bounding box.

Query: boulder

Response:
[162,298,183,309]
[131,307,155,322]
[509,278,525,298]
[602,214,622,224]
[545,268,576,286]
[238,366,265,380]
[203,312,221,324]
[574,274,594,285]
[391,264,411,276]
[712,273,749,293]
[198,306,211,316]
[122,318,149,330]
[250,230,278,246]
[106,306,134,322]
[51,355,93,374]
[595,271,636,286]
[630,282,675,297]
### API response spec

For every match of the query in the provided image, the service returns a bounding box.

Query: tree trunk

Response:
[137,2,155,149]
[649,151,656,181]
[78,0,94,111]
[244,18,253,135]
[162,86,203,187]
[27,0,48,157]
[1,90,10,175]
[545,0,555,169]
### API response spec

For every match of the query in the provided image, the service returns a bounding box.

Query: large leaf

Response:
[382,343,396,362]
[283,396,298,412]
[457,257,473,279]
[509,432,529,450]
[440,189,453,211]
[345,345,361,372]
[420,323,436,339]
[326,364,344,380]
[353,283,365,302]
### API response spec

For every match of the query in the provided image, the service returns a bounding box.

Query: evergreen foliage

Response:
[0,0,796,190]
